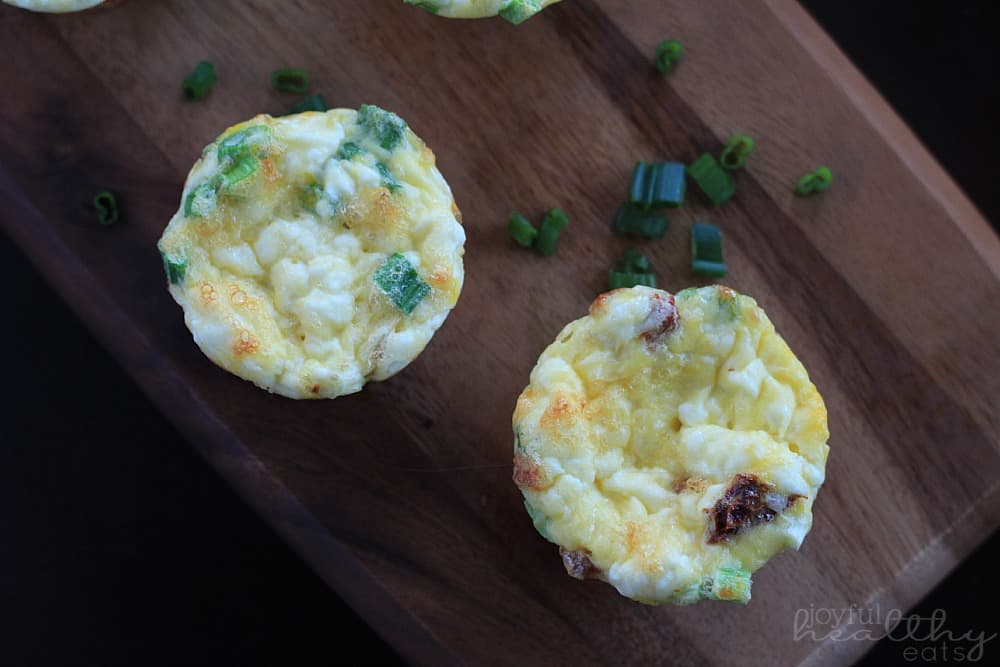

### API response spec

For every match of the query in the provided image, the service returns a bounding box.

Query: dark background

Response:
[2,1,997,665]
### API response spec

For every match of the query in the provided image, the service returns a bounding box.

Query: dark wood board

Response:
[1,1,998,665]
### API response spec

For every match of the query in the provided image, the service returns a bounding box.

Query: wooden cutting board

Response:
[1,1,998,665]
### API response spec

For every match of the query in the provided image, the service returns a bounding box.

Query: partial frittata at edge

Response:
[157,107,465,399]
[404,0,562,23]
[2,0,107,11]
[513,286,829,604]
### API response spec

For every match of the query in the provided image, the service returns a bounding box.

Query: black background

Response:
[1,1,997,665]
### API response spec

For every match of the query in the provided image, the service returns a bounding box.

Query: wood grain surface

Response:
[1,1,998,665]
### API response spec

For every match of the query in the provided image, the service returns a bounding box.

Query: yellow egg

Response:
[404,0,562,23]
[157,107,465,399]
[513,285,829,604]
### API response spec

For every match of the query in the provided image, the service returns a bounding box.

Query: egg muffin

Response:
[157,106,465,399]
[404,0,562,23]
[2,0,117,11]
[513,286,829,604]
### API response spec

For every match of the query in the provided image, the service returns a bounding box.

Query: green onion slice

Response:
[699,567,752,603]
[93,191,119,227]
[218,125,272,163]
[687,153,736,205]
[535,208,568,256]
[629,161,686,209]
[498,0,542,24]
[508,212,538,248]
[160,250,187,286]
[614,204,669,239]
[336,141,363,161]
[270,68,310,95]
[286,93,330,116]
[376,162,401,192]
[691,222,727,277]
[794,166,833,196]
[405,0,443,13]
[184,183,217,218]
[357,104,407,151]
[182,61,216,101]
[217,153,259,191]
[374,253,430,315]
[608,249,656,289]
[719,135,755,170]
[654,39,684,74]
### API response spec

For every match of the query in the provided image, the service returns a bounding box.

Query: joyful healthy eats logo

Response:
[793,605,996,662]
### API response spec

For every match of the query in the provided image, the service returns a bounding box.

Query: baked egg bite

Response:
[513,285,828,604]
[2,0,111,11]
[404,0,562,23]
[157,106,465,400]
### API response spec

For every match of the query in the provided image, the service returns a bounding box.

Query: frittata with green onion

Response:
[157,107,465,399]
[405,0,562,23]
[2,0,113,11]
[513,286,829,604]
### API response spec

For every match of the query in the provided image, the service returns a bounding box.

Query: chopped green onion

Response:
[93,191,119,227]
[182,61,216,101]
[357,104,407,151]
[629,161,686,209]
[160,251,187,285]
[719,135,755,170]
[376,162,401,192]
[508,212,538,247]
[687,153,736,205]
[498,0,542,24]
[609,249,656,289]
[691,222,727,277]
[654,39,683,74]
[184,183,217,218]
[217,153,259,190]
[535,208,568,256]
[405,0,442,13]
[613,204,669,239]
[794,166,833,196]
[270,68,310,95]
[374,253,431,315]
[286,93,329,115]
[336,142,363,160]
[218,125,272,163]
[699,567,751,603]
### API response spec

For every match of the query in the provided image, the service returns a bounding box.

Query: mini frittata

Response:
[2,0,108,11]
[157,107,465,400]
[405,0,562,23]
[513,286,829,605]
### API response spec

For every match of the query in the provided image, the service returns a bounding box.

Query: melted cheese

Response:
[157,109,465,399]
[513,286,829,604]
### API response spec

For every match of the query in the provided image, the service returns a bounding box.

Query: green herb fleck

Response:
[373,253,430,315]
[357,104,407,151]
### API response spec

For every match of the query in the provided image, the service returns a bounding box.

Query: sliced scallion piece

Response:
[93,191,119,227]
[182,61,216,101]
[286,93,329,115]
[376,162,401,192]
[270,68,310,95]
[629,161,686,209]
[336,142,363,161]
[184,183,217,218]
[687,153,736,205]
[508,212,538,248]
[217,153,259,191]
[654,39,683,74]
[608,249,656,289]
[535,208,568,256]
[405,0,443,13]
[794,166,833,196]
[374,253,430,315]
[218,125,272,162]
[357,104,407,151]
[498,0,543,24]
[699,567,751,604]
[613,204,669,239]
[719,135,755,170]
[160,250,187,285]
[691,222,727,277]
